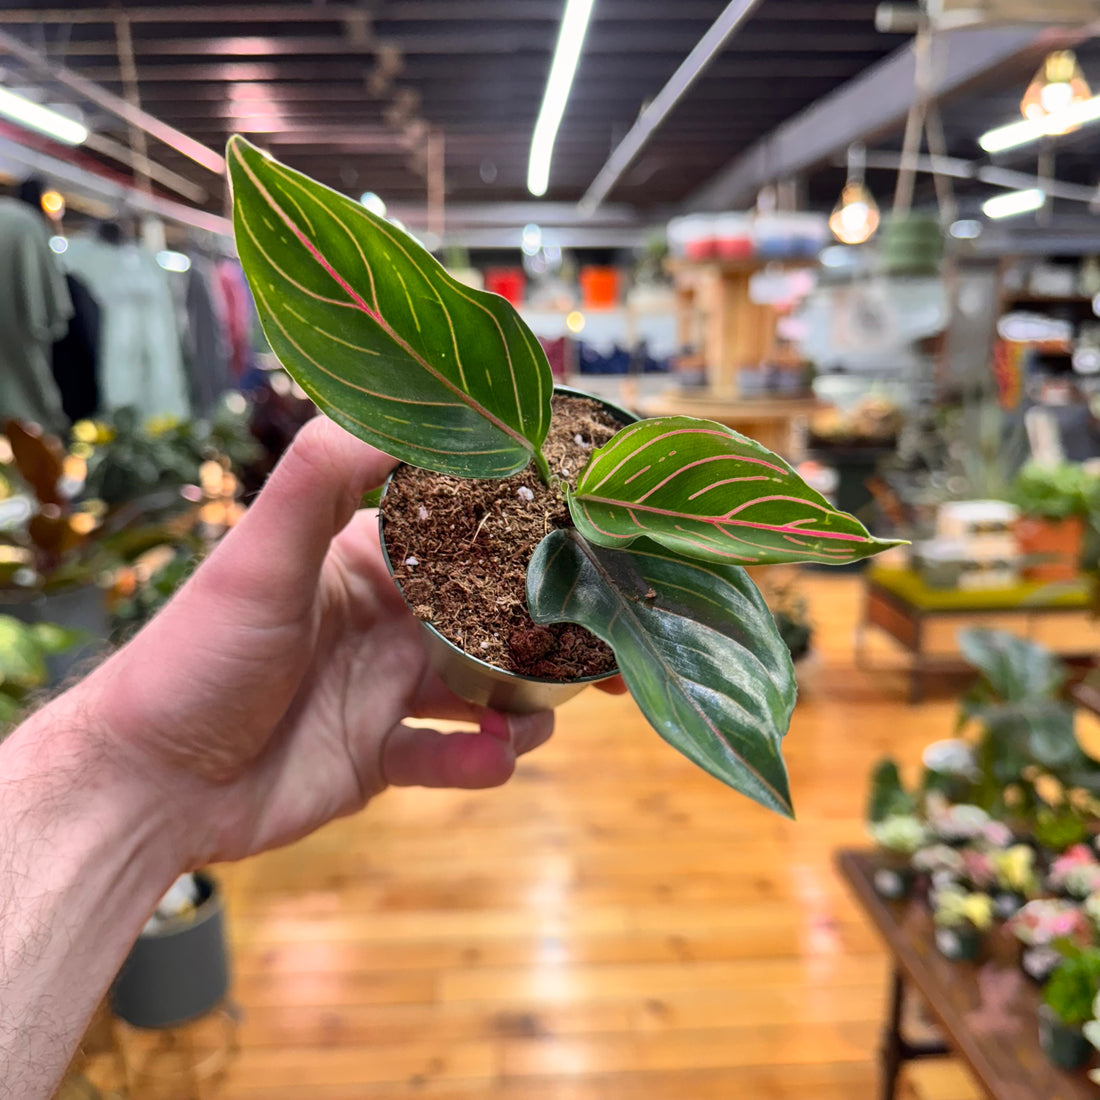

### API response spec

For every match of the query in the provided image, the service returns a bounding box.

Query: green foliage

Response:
[956,628,1096,814]
[867,759,916,824]
[526,530,797,817]
[229,136,903,816]
[1010,462,1099,522]
[228,135,553,481]
[1044,945,1100,1027]
[569,418,903,567]
[0,615,82,733]
[1034,808,1091,854]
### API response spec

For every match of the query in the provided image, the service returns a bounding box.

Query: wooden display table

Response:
[837,850,1095,1100]
[636,390,819,461]
[857,568,1100,703]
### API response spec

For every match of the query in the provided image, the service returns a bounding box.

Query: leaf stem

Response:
[533,449,552,487]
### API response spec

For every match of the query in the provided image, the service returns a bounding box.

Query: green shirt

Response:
[0,199,72,434]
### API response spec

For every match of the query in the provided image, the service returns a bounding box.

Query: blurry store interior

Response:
[5,1,1100,1097]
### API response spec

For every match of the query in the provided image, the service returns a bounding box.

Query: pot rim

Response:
[376,384,637,689]
[138,870,222,940]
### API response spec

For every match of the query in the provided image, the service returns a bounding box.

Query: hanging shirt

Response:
[51,274,102,423]
[63,236,190,424]
[185,256,233,417]
[0,199,72,433]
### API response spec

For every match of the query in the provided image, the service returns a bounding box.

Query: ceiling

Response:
[1,0,912,217]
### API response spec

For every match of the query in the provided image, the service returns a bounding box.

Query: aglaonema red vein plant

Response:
[228,134,903,817]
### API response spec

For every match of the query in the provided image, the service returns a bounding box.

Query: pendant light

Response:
[1021,50,1092,135]
[829,143,880,246]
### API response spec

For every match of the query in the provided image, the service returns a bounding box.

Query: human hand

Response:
[80,417,555,869]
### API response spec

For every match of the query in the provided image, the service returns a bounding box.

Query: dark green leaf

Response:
[569,416,903,566]
[958,628,1066,702]
[228,136,552,478]
[867,759,915,823]
[527,529,796,816]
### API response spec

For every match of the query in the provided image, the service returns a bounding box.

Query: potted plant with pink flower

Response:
[912,842,966,901]
[1010,899,1093,983]
[927,799,991,848]
[1048,843,1100,900]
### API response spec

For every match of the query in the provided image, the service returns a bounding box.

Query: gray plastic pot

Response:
[378,385,636,714]
[111,871,229,1030]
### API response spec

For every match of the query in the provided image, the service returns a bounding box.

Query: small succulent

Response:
[869,814,927,856]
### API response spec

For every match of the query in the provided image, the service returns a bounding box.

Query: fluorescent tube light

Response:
[980,94,1100,153]
[0,87,87,145]
[982,188,1045,220]
[527,0,595,197]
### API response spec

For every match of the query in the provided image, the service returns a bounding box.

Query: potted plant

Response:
[227,136,902,815]
[926,799,991,848]
[1010,899,1093,983]
[865,759,923,897]
[990,844,1038,919]
[1039,944,1100,1071]
[868,815,927,899]
[931,885,993,961]
[1010,461,1098,582]
[911,842,966,900]
[111,870,230,1030]
[1048,844,1100,900]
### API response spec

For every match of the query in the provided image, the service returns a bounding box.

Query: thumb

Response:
[193,416,397,626]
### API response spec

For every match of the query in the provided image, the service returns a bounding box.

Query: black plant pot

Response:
[111,872,230,1029]
[378,385,637,714]
[872,860,915,901]
[934,924,982,961]
[991,891,1026,921]
[1038,1005,1093,1072]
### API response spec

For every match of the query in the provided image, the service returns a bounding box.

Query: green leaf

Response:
[0,616,47,690]
[569,416,904,566]
[866,759,915,824]
[958,628,1066,702]
[227,135,552,479]
[28,622,85,656]
[527,529,796,816]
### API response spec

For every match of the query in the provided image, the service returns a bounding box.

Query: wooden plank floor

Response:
[207,574,981,1100]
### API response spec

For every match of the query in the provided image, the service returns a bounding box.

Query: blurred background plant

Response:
[0,615,81,734]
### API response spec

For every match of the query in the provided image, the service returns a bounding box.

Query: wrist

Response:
[2,676,185,891]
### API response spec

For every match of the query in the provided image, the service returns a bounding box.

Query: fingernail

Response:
[480,711,512,743]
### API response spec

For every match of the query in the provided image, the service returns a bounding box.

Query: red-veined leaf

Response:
[569,416,903,566]
[227,135,552,479]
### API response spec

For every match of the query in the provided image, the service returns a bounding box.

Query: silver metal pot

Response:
[378,385,637,714]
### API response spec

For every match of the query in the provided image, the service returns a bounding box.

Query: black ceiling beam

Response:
[5,1,876,22]
[17,28,894,58]
[685,24,1087,211]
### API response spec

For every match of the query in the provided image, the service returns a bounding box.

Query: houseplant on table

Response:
[931,884,993,961]
[227,135,901,816]
[1010,898,1093,983]
[1039,944,1100,1071]
[1010,461,1098,582]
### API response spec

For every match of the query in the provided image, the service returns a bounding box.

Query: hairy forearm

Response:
[0,683,178,1100]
